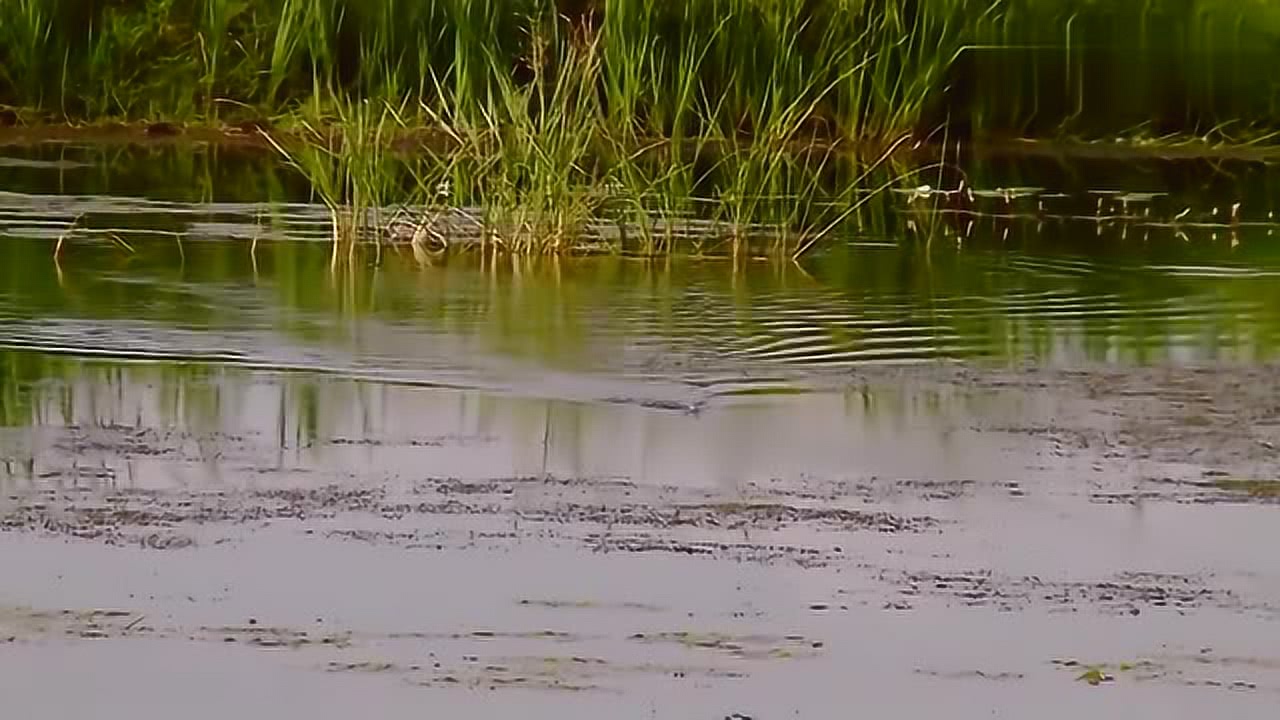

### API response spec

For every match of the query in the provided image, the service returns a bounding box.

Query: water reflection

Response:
[2,146,1280,491]
[0,352,1050,493]
[3,144,1280,387]
[2,230,1279,402]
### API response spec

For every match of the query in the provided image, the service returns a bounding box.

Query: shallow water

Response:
[4,144,1280,385]
[2,144,1280,717]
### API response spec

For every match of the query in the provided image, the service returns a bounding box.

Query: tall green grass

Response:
[266,92,917,257]
[6,1,1280,255]
[4,1,1280,138]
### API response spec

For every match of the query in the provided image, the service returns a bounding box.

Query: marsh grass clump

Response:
[265,96,429,263]
[259,10,928,257]
[270,86,922,257]
[433,20,607,252]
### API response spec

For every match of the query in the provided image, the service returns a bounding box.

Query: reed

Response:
[267,96,918,256]
[3,1,1279,138]
[9,1,1280,254]
[265,94,419,267]
[437,17,605,252]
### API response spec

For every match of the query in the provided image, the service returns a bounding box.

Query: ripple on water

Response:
[0,191,335,243]
[0,179,1278,386]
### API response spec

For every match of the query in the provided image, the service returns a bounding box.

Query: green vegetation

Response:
[3,1,1280,137]
[1055,659,1158,686]
[1075,666,1113,686]
[0,0,958,135]
[261,100,924,256]
[1212,479,1280,499]
[5,1,1280,253]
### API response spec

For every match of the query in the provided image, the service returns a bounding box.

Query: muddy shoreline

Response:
[2,361,1279,718]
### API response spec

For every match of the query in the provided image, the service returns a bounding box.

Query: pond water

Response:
[2,144,1280,487]
[2,143,1279,718]
[5,144,1280,381]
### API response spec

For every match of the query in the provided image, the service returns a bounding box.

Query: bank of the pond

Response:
[9,123,1280,167]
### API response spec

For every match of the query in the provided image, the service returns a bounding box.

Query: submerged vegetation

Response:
[5,1,1280,253]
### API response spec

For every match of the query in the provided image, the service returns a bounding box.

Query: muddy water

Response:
[2,145,1280,718]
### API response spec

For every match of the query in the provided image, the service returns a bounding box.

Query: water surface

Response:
[3,143,1280,718]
